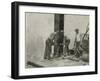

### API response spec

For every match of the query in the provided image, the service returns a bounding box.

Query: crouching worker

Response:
[63,36,70,57]
[44,33,55,60]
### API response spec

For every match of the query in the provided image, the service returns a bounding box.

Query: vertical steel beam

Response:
[54,14,64,57]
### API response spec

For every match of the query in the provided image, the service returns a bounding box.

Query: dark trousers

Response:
[74,42,81,57]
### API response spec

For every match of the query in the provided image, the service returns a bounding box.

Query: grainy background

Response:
[25,13,89,67]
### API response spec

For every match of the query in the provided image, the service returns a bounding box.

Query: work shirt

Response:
[75,33,80,42]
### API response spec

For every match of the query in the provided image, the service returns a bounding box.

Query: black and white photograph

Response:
[25,13,89,68]
[11,1,97,79]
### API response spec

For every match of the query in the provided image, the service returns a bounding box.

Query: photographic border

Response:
[11,1,98,79]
